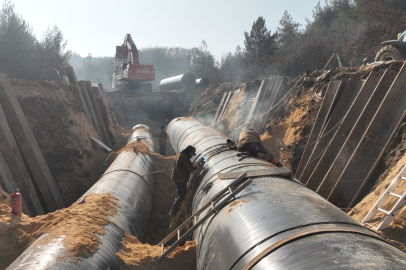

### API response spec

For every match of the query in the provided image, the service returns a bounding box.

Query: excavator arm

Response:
[115,34,139,64]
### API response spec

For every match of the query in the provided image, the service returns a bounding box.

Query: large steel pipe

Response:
[196,78,209,88]
[7,125,155,270]
[159,73,196,91]
[168,117,406,270]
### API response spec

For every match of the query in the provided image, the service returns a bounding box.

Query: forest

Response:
[1,0,406,87]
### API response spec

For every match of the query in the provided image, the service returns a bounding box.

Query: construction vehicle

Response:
[375,30,406,61]
[113,34,155,93]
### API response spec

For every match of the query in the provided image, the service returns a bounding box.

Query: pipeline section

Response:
[159,73,196,90]
[196,78,210,88]
[7,124,156,270]
[167,117,406,270]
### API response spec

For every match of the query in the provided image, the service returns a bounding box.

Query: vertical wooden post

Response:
[244,79,268,128]
[211,92,228,124]
[85,81,112,147]
[0,103,44,215]
[328,64,406,209]
[295,80,343,180]
[316,69,392,199]
[0,74,64,212]
[78,80,102,136]
[301,78,362,189]
[0,150,30,215]
[65,66,92,121]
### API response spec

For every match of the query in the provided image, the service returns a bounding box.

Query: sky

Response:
[12,0,322,61]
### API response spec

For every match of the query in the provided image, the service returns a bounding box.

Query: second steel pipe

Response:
[168,117,406,270]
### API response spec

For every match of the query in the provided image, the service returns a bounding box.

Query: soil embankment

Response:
[10,79,128,206]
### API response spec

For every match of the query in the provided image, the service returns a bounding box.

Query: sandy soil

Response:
[116,233,196,270]
[0,192,118,269]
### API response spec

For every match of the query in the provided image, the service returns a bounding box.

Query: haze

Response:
[13,0,322,60]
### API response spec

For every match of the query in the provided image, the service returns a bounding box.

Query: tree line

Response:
[1,0,406,86]
[0,1,70,83]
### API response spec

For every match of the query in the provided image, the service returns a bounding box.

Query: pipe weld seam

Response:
[100,169,153,195]
[128,136,154,144]
[241,224,390,270]
[230,222,384,270]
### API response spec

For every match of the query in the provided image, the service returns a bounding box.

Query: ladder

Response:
[156,172,250,263]
[167,157,205,233]
[362,165,406,231]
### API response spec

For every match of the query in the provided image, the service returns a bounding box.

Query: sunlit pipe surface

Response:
[7,124,155,270]
[159,73,196,91]
[167,117,406,270]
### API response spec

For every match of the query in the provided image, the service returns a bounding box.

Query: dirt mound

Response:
[0,187,10,206]
[9,78,127,206]
[116,233,196,270]
[0,193,118,268]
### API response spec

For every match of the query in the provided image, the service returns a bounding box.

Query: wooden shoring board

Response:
[0,104,44,215]
[316,69,395,199]
[244,79,268,126]
[302,78,363,189]
[217,91,232,122]
[86,82,112,147]
[211,92,228,124]
[217,91,235,122]
[256,76,285,133]
[65,66,92,121]
[252,76,278,132]
[273,77,289,106]
[0,148,30,214]
[79,81,102,136]
[0,73,64,211]
[326,65,406,209]
[314,70,389,199]
[93,85,114,142]
[253,76,278,132]
[252,77,276,129]
[295,80,343,180]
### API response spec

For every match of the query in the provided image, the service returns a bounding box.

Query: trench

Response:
[3,63,406,268]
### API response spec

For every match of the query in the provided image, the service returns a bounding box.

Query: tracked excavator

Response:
[112,34,155,94]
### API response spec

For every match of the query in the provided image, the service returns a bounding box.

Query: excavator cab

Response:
[113,34,155,94]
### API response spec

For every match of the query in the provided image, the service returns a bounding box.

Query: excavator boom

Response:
[115,34,139,64]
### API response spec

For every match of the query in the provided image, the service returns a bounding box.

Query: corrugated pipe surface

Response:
[168,117,406,270]
[7,124,155,270]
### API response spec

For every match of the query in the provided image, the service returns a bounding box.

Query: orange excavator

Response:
[113,34,155,93]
